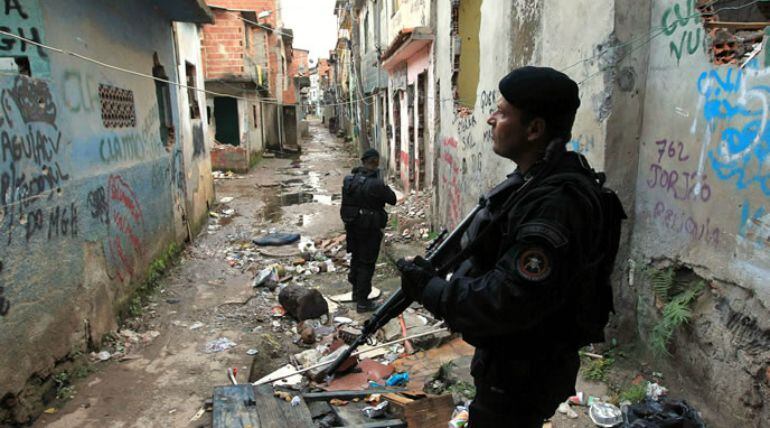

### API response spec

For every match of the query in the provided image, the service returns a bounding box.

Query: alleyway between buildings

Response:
[22,121,713,428]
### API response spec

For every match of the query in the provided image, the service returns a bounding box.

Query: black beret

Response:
[361,148,380,161]
[498,66,580,118]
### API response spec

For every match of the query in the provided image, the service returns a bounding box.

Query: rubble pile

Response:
[385,189,434,244]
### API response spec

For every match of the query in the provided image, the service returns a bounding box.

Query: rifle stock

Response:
[320,203,483,381]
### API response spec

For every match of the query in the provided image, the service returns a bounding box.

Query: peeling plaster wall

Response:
[433,0,621,228]
[174,22,216,235]
[629,0,770,423]
[0,0,205,419]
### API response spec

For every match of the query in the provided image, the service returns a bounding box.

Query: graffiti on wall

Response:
[440,137,462,226]
[0,0,49,75]
[661,0,705,64]
[62,70,99,113]
[105,174,145,282]
[1,76,75,245]
[694,63,770,247]
[0,260,8,316]
[569,134,596,155]
[646,136,721,247]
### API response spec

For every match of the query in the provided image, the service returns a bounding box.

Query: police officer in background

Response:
[341,149,397,313]
[397,67,625,426]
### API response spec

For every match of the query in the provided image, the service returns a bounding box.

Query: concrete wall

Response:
[430,0,768,424]
[388,0,430,46]
[0,0,210,421]
[629,0,770,424]
[174,22,216,235]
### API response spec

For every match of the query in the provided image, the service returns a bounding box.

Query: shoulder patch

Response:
[515,246,552,282]
[516,222,568,248]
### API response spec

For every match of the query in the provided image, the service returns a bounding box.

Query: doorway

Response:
[214,97,239,146]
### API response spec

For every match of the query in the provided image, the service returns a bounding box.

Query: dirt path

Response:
[33,120,402,428]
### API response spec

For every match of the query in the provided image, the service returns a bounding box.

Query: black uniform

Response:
[340,167,397,303]
[418,149,613,427]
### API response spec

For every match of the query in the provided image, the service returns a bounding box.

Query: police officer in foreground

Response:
[341,149,397,313]
[396,67,625,426]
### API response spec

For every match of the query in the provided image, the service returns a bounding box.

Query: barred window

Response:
[98,84,136,128]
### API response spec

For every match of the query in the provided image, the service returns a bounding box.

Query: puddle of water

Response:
[261,192,340,222]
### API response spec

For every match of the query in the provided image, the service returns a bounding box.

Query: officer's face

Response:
[487,97,545,160]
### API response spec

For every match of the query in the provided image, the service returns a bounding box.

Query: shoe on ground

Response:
[356,300,378,313]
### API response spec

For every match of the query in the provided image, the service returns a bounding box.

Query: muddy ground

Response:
[30,120,703,428]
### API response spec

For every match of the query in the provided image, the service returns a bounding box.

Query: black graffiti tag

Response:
[87,186,109,224]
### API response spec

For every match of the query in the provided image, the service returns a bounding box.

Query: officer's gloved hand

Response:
[396,256,436,303]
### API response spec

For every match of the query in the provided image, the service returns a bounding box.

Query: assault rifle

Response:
[319,203,483,381]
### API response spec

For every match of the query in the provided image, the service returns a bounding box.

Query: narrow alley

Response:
[2,0,770,427]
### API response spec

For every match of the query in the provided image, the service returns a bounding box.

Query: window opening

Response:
[698,0,770,65]
[451,0,481,110]
[186,62,200,119]
[152,53,174,150]
[0,56,30,76]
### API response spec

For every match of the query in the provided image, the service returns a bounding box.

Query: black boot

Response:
[356,300,378,313]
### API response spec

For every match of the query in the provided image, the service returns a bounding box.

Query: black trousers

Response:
[345,225,383,303]
[468,352,580,427]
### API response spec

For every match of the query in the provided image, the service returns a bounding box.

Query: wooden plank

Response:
[252,384,314,427]
[212,385,260,428]
[302,388,406,402]
[355,420,408,428]
[385,394,455,428]
[704,21,770,30]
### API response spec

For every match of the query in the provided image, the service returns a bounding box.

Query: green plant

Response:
[648,266,675,301]
[649,280,705,356]
[123,243,182,319]
[390,215,399,230]
[619,382,647,404]
[582,356,615,382]
[426,230,440,241]
[53,372,75,401]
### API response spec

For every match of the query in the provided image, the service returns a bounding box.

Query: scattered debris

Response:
[589,401,623,427]
[362,401,389,419]
[557,401,579,419]
[623,398,705,427]
[246,348,259,356]
[189,322,204,330]
[646,382,668,401]
[278,284,329,320]
[254,232,301,246]
[97,351,112,361]
[448,405,469,428]
[204,337,237,354]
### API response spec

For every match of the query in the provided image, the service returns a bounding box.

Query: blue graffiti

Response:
[697,61,770,196]
[739,199,769,248]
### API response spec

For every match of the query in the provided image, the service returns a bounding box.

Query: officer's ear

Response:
[526,117,547,142]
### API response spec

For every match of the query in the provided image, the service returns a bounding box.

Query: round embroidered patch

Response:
[516,247,552,281]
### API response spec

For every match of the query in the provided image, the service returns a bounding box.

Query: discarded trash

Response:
[256,364,304,388]
[272,305,287,317]
[448,405,469,428]
[557,401,579,419]
[569,391,585,406]
[227,367,238,385]
[274,391,293,401]
[246,348,259,356]
[646,382,668,401]
[43,408,57,415]
[623,398,705,427]
[589,402,623,427]
[204,337,237,354]
[253,266,280,288]
[290,395,301,407]
[219,196,234,204]
[254,232,301,246]
[97,351,112,361]
[189,322,204,330]
[385,372,409,387]
[189,407,206,422]
[362,401,388,419]
[333,316,353,324]
[329,399,349,406]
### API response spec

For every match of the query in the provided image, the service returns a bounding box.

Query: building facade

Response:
[0,0,215,422]
[334,0,770,425]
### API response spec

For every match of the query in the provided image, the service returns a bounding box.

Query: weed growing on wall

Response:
[582,355,616,382]
[645,265,706,356]
[124,243,183,318]
[618,382,647,404]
